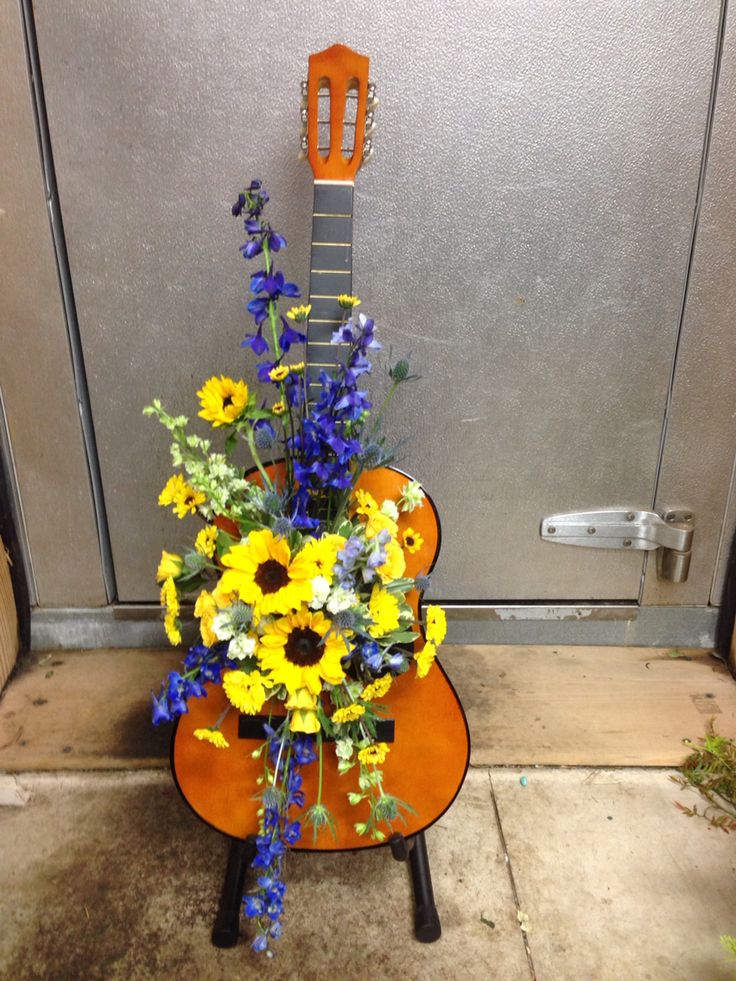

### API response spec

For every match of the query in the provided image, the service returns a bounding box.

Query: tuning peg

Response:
[301,80,308,97]
[367,82,379,111]
[300,134,308,153]
[362,138,374,163]
[364,110,376,137]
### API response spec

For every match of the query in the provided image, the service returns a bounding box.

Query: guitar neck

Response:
[305,182,354,397]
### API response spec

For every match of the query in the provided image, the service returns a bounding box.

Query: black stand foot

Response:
[389,831,442,943]
[211,835,257,948]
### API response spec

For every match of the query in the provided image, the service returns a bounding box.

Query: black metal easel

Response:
[211,830,441,948]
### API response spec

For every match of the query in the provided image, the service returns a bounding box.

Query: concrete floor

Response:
[1,766,735,980]
[2,646,736,979]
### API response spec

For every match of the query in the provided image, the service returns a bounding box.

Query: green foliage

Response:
[672,720,736,832]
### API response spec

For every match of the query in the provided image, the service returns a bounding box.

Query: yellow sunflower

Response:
[158,474,206,520]
[286,304,312,322]
[218,529,315,616]
[258,607,347,695]
[368,584,400,638]
[222,670,272,715]
[197,375,249,428]
[271,401,286,416]
[269,365,290,382]
[299,534,346,583]
[401,527,424,555]
[337,294,361,309]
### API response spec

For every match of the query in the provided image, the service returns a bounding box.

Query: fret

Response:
[310,269,351,275]
[311,241,352,247]
[309,340,348,347]
[313,212,352,218]
[309,318,343,325]
[309,294,341,300]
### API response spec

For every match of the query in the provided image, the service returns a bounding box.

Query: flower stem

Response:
[246,426,274,490]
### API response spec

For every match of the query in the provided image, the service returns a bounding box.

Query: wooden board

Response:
[0,645,734,771]
[0,540,18,692]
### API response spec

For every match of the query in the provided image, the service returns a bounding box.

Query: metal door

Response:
[20,0,736,644]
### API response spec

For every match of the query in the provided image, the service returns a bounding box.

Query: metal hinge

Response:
[540,509,694,583]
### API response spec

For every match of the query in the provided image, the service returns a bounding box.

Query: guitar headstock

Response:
[299,44,377,181]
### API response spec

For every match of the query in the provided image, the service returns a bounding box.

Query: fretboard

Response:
[305,182,354,399]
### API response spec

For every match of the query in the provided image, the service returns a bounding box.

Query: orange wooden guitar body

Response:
[172,463,470,850]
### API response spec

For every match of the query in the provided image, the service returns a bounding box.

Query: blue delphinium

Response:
[245,727,317,954]
[150,642,233,725]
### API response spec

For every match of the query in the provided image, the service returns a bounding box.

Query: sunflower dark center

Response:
[406,536,414,546]
[222,395,234,408]
[284,628,322,667]
[255,559,290,594]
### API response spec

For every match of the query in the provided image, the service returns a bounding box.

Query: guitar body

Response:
[172,463,470,849]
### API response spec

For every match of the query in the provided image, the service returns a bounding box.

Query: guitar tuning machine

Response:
[366,81,379,111]
[300,80,308,96]
[362,137,374,163]
[364,110,376,136]
[300,106,308,136]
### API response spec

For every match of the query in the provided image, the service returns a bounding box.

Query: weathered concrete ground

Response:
[1,766,735,980]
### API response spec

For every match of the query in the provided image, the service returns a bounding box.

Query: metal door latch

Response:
[540,509,694,582]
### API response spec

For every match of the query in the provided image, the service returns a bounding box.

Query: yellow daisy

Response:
[271,401,286,416]
[269,365,290,382]
[222,670,273,715]
[218,529,315,616]
[156,550,183,583]
[425,605,447,645]
[193,728,230,749]
[337,294,361,309]
[286,304,312,322]
[360,675,393,701]
[332,704,366,724]
[354,488,378,518]
[368,583,401,638]
[194,525,218,558]
[401,527,424,555]
[299,534,346,583]
[197,375,249,428]
[158,474,187,507]
[376,539,406,584]
[415,641,437,679]
[358,742,389,765]
[258,607,347,695]
[290,362,305,374]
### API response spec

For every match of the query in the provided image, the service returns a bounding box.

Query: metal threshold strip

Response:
[30,602,719,650]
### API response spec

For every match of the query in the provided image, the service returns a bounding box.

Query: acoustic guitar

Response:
[171,44,470,859]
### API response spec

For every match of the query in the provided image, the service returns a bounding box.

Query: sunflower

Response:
[368,584,400,638]
[299,534,346,584]
[401,527,424,555]
[258,607,347,695]
[271,401,286,416]
[158,474,206,519]
[197,375,249,428]
[219,529,315,616]
[337,294,361,309]
[268,365,290,382]
[286,304,312,322]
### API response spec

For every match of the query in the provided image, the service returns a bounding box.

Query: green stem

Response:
[246,427,274,490]
[367,381,399,441]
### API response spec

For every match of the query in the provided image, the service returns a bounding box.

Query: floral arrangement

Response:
[145,181,447,955]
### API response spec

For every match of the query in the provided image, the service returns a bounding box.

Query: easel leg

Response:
[211,835,257,948]
[389,830,442,943]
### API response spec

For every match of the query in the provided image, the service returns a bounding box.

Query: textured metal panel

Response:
[0,0,105,606]
[33,0,720,602]
[644,6,736,607]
